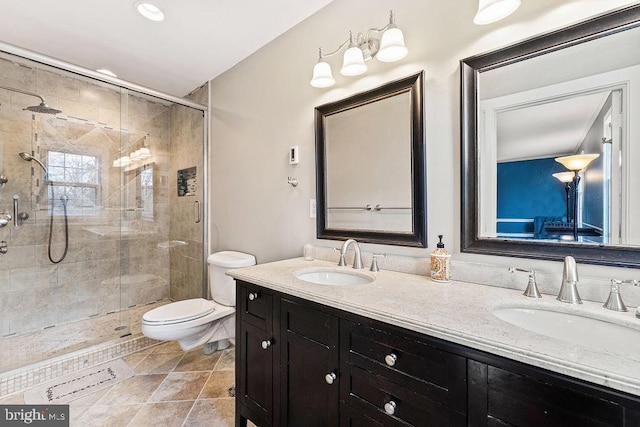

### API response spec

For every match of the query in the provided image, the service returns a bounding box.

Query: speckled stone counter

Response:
[228,258,640,397]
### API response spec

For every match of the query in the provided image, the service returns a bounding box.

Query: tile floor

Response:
[0,341,252,427]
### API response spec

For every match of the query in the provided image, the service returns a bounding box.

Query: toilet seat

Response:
[143,298,217,325]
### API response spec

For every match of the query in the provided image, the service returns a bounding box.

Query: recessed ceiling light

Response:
[135,2,165,22]
[96,69,117,78]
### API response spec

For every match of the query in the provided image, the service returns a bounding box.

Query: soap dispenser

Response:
[430,235,451,283]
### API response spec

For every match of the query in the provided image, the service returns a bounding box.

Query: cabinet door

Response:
[281,299,340,427]
[237,281,277,427]
[468,360,636,427]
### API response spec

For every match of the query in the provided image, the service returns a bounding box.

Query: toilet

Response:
[141,251,256,354]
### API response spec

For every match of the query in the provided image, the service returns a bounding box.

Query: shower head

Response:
[24,102,62,115]
[0,84,62,115]
[18,152,49,180]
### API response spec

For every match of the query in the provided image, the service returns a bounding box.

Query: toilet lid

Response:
[143,298,216,324]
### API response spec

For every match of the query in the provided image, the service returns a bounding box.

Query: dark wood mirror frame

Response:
[461,5,640,268]
[315,72,427,247]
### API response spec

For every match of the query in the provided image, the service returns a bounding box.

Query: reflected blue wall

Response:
[497,158,568,234]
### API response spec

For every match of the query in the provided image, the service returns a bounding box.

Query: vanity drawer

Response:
[238,281,273,330]
[342,363,466,427]
[342,321,467,412]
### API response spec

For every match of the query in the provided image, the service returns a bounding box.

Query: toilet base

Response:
[202,338,230,355]
[176,313,235,352]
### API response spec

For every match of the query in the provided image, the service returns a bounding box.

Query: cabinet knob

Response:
[325,372,337,385]
[384,400,396,415]
[384,353,398,367]
[261,339,272,349]
[248,292,259,301]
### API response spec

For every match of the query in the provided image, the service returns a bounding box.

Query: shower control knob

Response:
[248,292,259,301]
[325,372,337,385]
[384,353,398,367]
[261,339,272,350]
[384,400,397,415]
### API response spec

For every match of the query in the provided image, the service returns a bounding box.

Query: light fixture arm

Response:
[318,34,354,59]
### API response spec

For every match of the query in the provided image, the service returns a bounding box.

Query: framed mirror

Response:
[315,72,426,247]
[461,5,640,267]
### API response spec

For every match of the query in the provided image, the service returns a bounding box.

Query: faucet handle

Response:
[603,279,640,312]
[604,279,628,312]
[370,253,386,272]
[509,268,542,298]
[334,248,347,267]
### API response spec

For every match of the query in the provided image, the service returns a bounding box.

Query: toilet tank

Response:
[208,251,256,306]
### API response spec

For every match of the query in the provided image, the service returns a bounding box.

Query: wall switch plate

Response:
[310,199,316,218]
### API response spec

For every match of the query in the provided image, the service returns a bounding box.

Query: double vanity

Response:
[230,257,640,426]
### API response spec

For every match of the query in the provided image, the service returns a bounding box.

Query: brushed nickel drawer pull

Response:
[384,400,396,415]
[325,372,337,385]
[261,339,272,349]
[248,292,259,301]
[385,353,397,367]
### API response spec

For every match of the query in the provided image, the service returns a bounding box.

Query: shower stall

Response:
[0,49,208,391]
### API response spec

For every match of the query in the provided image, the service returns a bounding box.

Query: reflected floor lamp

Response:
[554,154,600,241]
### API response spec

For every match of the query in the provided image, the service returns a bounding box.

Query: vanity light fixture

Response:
[135,2,165,22]
[310,10,408,88]
[473,0,521,25]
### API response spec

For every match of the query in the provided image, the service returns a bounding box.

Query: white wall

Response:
[208,0,639,279]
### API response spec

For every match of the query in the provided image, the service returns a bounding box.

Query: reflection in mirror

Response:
[315,72,426,247]
[461,5,640,266]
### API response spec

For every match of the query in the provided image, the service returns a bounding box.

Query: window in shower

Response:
[140,166,154,220]
[46,150,101,215]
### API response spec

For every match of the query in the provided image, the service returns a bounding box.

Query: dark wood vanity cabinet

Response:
[236,280,640,427]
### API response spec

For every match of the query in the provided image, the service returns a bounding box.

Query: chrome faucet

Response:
[557,256,582,304]
[338,239,363,269]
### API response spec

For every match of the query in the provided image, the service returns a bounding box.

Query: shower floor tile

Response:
[0,301,167,373]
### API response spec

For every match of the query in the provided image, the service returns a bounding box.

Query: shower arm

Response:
[0,84,46,104]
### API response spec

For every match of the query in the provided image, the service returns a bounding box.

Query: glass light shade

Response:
[552,171,575,183]
[130,150,141,160]
[555,154,600,171]
[137,147,151,159]
[340,46,367,76]
[377,27,408,62]
[112,156,131,168]
[473,0,521,25]
[310,61,335,88]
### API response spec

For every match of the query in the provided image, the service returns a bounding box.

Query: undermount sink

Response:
[294,267,375,286]
[492,306,640,355]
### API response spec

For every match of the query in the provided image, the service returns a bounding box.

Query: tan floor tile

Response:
[133,352,183,374]
[199,370,235,399]
[184,397,234,427]
[0,393,25,404]
[121,352,148,369]
[149,371,210,402]
[214,348,235,371]
[96,374,166,405]
[69,386,112,407]
[174,348,222,372]
[74,404,142,427]
[150,341,183,353]
[128,401,194,427]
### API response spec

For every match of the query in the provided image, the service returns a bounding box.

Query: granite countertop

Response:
[228,257,640,397]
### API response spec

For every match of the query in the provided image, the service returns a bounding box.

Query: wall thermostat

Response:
[289,146,299,165]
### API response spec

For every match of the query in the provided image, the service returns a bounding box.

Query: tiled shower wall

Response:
[0,57,173,339]
[168,84,207,301]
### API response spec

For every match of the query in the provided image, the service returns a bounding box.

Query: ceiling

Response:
[0,0,334,97]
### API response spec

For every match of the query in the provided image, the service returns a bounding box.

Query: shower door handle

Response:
[194,200,201,224]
